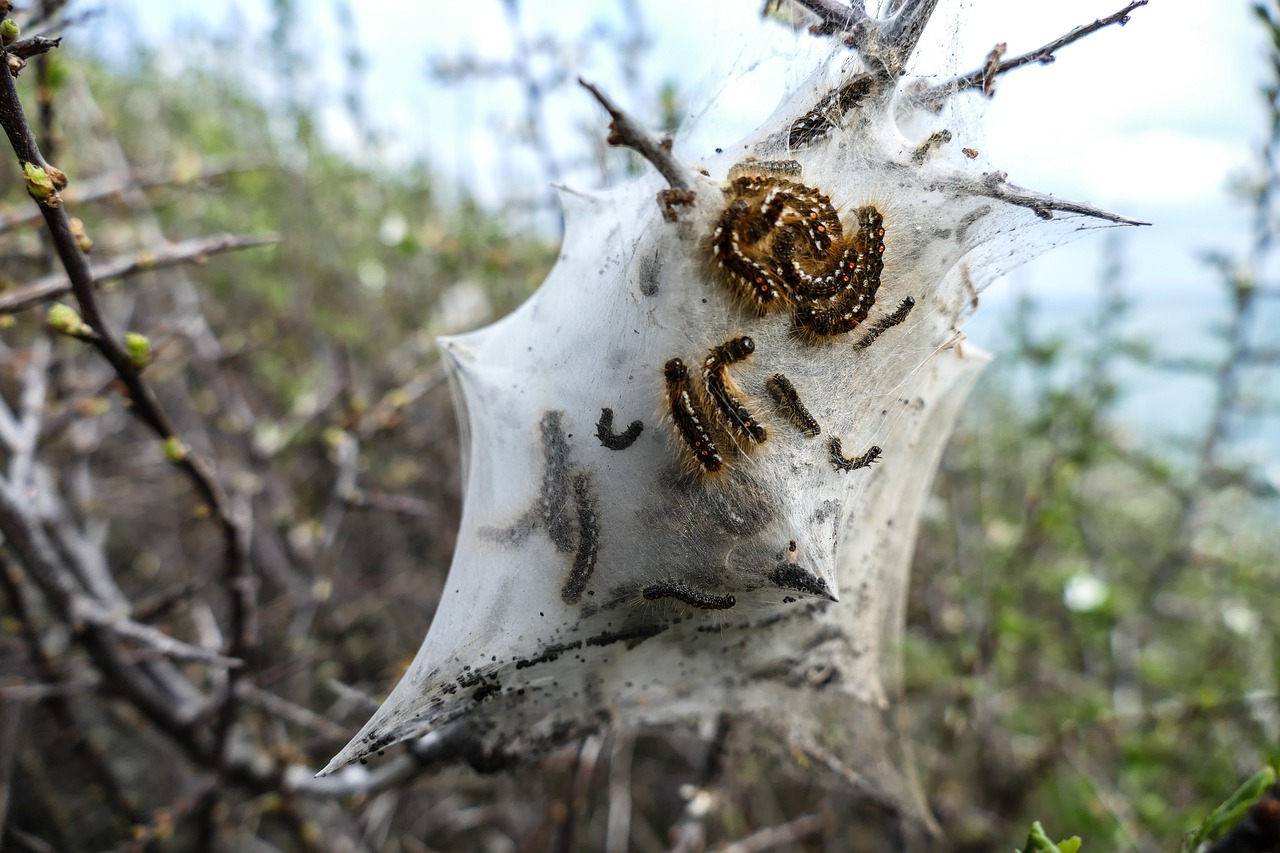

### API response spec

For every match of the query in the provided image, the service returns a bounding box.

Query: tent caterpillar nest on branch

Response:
[325,2,1149,826]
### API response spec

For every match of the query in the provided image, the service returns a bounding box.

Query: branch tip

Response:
[578,77,696,218]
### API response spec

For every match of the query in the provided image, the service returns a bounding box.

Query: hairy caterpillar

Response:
[642,581,737,610]
[830,438,882,473]
[709,165,892,342]
[664,357,724,474]
[703,336,767,446]
[766,373,821,437]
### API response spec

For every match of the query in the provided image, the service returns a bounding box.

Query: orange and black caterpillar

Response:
[703,336,766,446]
[664,357,723,474]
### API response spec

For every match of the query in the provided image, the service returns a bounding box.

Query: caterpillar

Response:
[595,407,644,451]
[854,296,916,350]
[830,438,882,473]
[642,581,737,610]
[703,336,767,446]
[664,357,724,474]
[766,373,821,437]
[561,473,599,604]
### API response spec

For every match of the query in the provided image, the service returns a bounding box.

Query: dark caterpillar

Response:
[664,358,724,474]
[643,581,737,610]
[766,373,820,437]
[703,336,767,446]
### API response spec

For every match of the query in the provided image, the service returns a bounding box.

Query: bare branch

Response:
[73,596,243,667]
[7,336,51,489]
[0,233,282,315]
[579,77,697,221]
[234,682,352,742]
[605,731,635,853]
[792,0,869,35]
[717,814,824,853]
[978,170,1150,226]
[880,0,941,63]
[790,0,939,74]
[925,1,1148,106]
[0,161,264,235]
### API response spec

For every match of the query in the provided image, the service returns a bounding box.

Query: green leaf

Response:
[1185,767,1277,850]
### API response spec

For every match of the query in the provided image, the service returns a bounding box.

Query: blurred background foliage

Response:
[0,1,1276,851]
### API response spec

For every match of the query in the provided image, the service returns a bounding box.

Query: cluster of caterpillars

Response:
[661,159,910,477]
[709,159,913,340]
[663,338,820,475]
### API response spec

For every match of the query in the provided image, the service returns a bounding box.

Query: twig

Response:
[925,1,1148,106]
[7,336,51,490]
[792,0,939,75]
[716,814,824,853]
[6,36,62,62]
[605,731,636,853]
[579,77,696,221]
[234,681,352,742]
[0,162,264,235]
[976,170,1150,226]
[347,487,440,519]
[792,0,869,36]
[667,712,733,853]
[74,596,243,667]
[0,232,282,315]
[879,0,941,65]
[557,735,604,853]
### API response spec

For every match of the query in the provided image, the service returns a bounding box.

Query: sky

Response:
[94,0,1264,299]
[87,0,1275,452]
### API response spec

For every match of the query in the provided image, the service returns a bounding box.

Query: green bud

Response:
[125,332,152,368]
[23,163,55,200]
[163,437,189,462]
[1,19,19,46]
[47,302,91,337]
